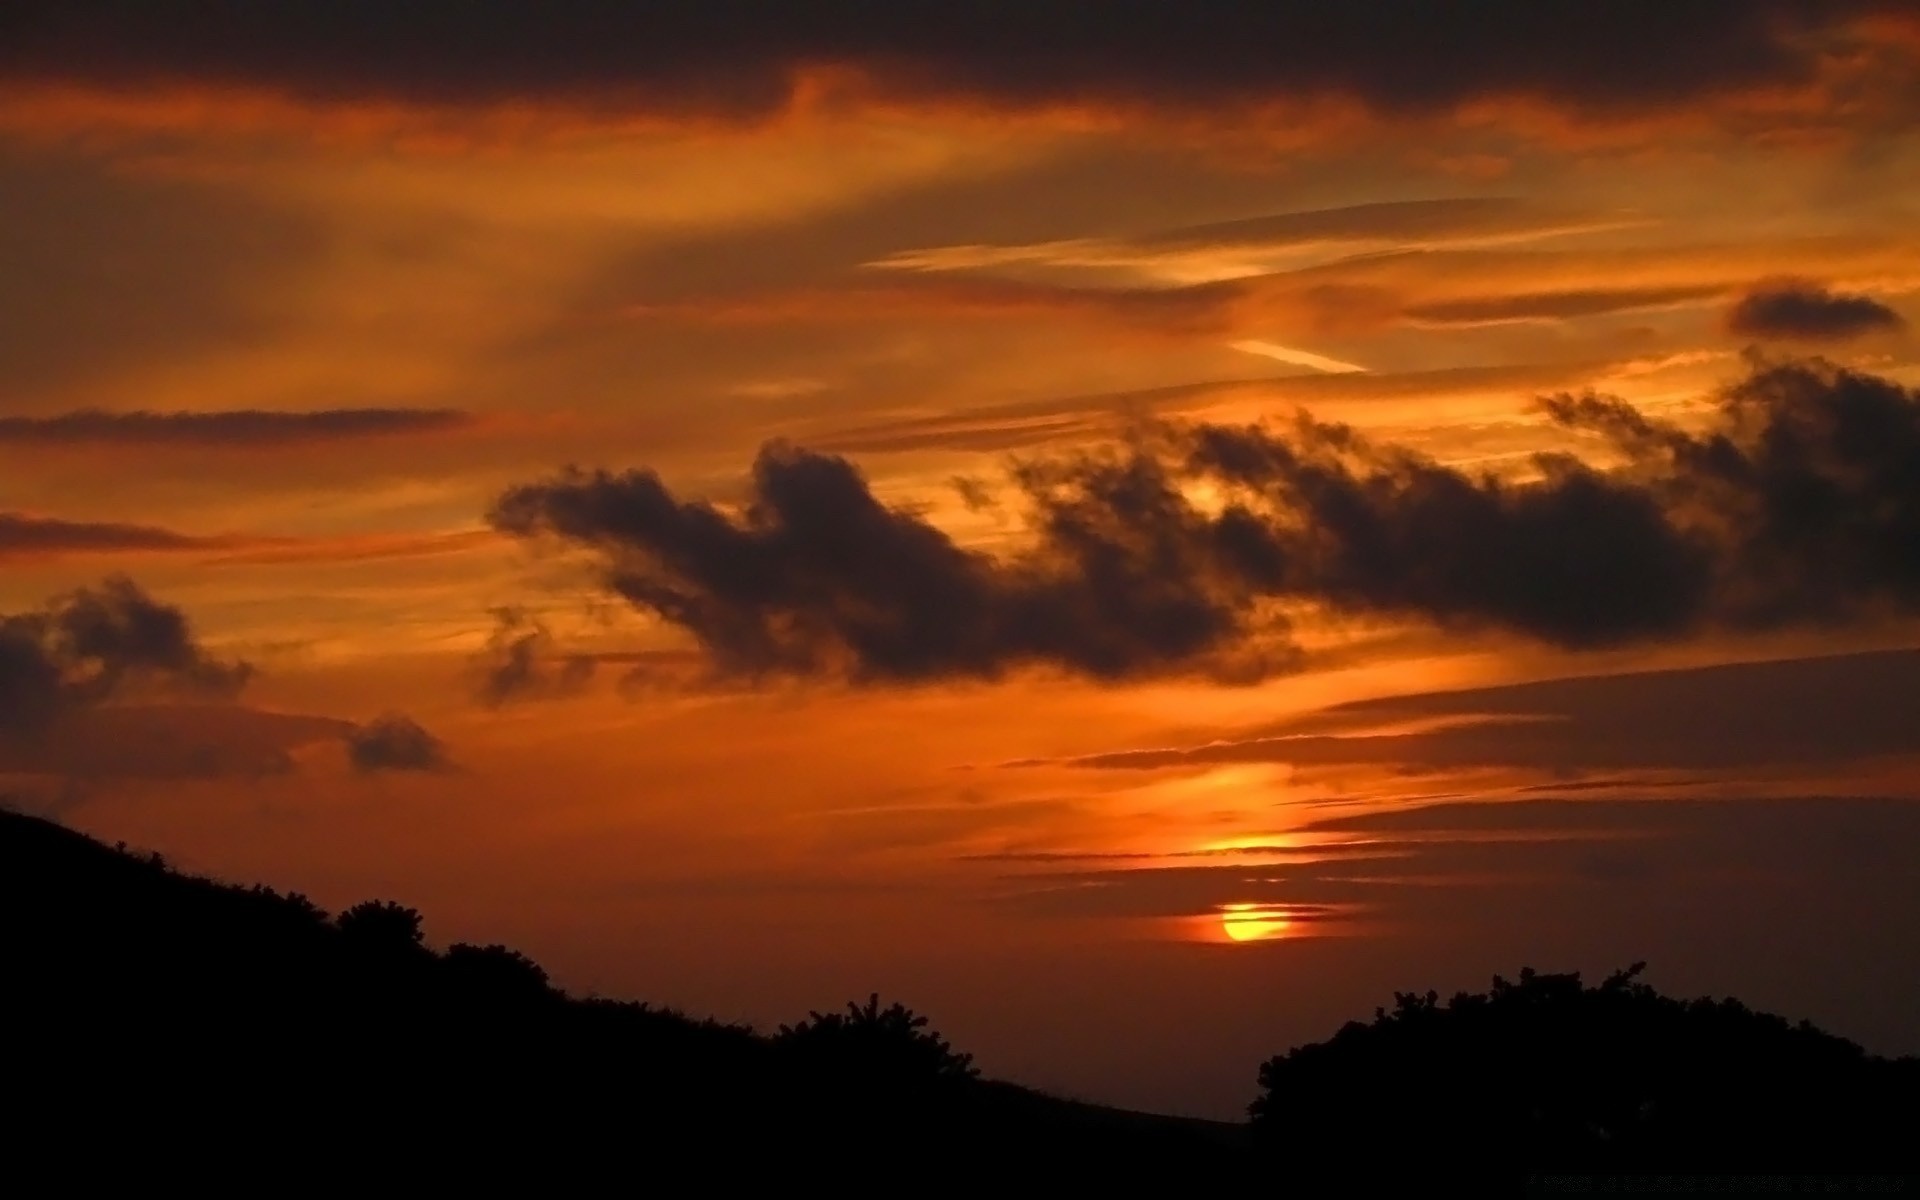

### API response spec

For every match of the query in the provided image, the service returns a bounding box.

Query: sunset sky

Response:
[4,2,1920,1117]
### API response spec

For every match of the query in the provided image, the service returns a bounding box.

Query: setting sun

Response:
[1218,903,1295,943]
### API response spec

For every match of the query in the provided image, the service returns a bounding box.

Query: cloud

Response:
[1537,357,1920,628]
[0,576,251,733]
[345,713,450,773]
[804,363,1649,458]
[637,238,1909,344]
[0,2,1899,136]
[989,793,1920,934]
[0,513,208,558]
[0,514,495,567]
[0,408,473,448]
[1133,198,1604,252]
[491,439,1303,684]
[1229,341,1367,374]
[492,357,1920,684]
[1035,648,1920,775]
[472,608,595,706]
[195,529,497,567]
[1725,279,1907,342]
[0,704,351,780]
[870,198,1638,277]
[627,275,1243,336]
[1403,284,1724,327]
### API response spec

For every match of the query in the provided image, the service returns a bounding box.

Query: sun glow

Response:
[1218,903,1295,942]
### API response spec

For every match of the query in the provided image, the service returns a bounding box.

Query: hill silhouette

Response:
[5,808,1914,1185]
[0,808,1238,1182]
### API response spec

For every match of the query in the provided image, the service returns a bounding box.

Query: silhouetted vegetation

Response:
[0,810,1234,1180]
[7,810,1914,1182]
[1252,964,1920,1180]
[777,992,979,1085]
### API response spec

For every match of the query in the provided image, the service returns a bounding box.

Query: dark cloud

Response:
[1539,357,1920,628]
[492,439,1298,684]
[993,794,1920,926]
[1404,284,1723,326]
[0,2,1895,126]
[345,713,450,773]
[1035,648,1920,775]
[0,576,251,733]
[1179,417,1712,650]
[1725,279,1907,343]
[0,408,472,448]
[0,512,207,558]
[472,608,595,706]
[0,518,498,568]
[492,357,1920,683]
[0,704,350,780]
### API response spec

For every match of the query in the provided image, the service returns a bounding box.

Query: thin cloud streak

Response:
[0,408,474,447]
[1230,340,1368,374]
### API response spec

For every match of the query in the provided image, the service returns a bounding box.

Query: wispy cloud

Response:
[0,408,474,447]
[1230,340,1367,374]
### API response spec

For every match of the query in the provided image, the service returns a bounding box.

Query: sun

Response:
[1218,903,1294,943]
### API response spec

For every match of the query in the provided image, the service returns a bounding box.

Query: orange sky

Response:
[4,3,1920,1117]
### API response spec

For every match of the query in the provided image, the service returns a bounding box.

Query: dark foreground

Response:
[3,809,1914,1187]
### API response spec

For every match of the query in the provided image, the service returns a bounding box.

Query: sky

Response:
[3,2,1920,1117]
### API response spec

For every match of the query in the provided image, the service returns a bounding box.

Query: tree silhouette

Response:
[1250,962,1918,1176]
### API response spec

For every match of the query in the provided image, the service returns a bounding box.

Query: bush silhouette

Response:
[1250,963,1919,1175]
[442,942,553,1003]
[776,992,979,1089]
[337,899,427,950]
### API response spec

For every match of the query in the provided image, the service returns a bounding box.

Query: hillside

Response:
[0,808,1241,1179]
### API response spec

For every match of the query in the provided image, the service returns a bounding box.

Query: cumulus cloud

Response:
[0,1,1894,130]
[491,439,1299,683]
[1537,358,1920,627]
[1725,279,1907,343]
[491,357,1920,685]
[0,408,472,447]
[0,576,252,733]
[345,713,450,773]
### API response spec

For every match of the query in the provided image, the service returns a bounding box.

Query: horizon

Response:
[3,1,1919,1120]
